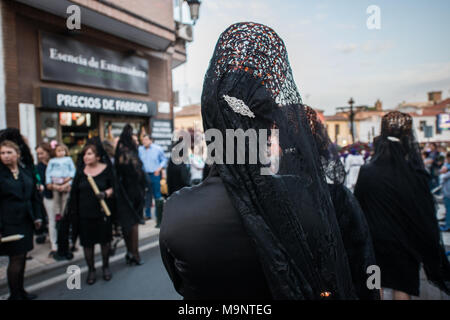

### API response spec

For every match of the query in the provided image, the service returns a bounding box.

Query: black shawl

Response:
[304,106,379,300]
[354,111,450,295]
[201,22,356,299]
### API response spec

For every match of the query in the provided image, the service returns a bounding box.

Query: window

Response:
[419,120,426,131]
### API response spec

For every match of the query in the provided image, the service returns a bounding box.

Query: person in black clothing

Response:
[167,137,191,196]
[68,138,115,284]
[0,140,43,300]
[303,106,379,300]
[354,111,450,299]
[0,128,43,261]
[161,22,356,300]
[114,124,146,265]
[161,165,272,299]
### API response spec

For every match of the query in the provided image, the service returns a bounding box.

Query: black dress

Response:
[160,166,272,299]
[0,165,42,256]
[114,145,146,233]
[354,161,450,296]
[328,183,379,300]
[73,166,114,247]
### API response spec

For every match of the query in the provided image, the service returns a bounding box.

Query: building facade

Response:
[1,0,189,158]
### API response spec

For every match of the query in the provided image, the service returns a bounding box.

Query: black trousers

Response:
[57,213,78,256]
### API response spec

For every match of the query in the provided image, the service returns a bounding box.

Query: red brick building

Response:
[0,0,190,156]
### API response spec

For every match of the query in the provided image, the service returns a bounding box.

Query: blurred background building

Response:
[0,0,200,158]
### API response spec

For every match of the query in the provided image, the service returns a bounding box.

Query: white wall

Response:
[412,116,450,143]
[358,117,381,143]
[19,103,37,162]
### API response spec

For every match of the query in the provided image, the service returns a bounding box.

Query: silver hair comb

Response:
[387,136,400,142]
[223,95,255,118]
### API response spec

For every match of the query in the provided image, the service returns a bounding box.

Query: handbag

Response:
[160,178,168,195]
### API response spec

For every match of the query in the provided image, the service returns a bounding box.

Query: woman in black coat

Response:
[68,138,115,284]
[354,111,450,299]
[114,125,146,265]
[304,106,379,300]
[0,140,43,300]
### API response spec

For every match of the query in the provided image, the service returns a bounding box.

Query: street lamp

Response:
[336,97,367,145]
[348,97,355,144]
[185,0,201,25]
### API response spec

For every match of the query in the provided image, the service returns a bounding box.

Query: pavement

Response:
[1,203,450,300]
[25,235,182,300]
[0,216,160,291]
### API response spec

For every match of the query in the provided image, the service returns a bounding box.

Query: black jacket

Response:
[160,166,272,299]
[0,165,43,233]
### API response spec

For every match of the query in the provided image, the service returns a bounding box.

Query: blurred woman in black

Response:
[114,124,146,265]
[0,140,43,300]
[167,136,191,196]
[354,111,450,299]
[304,106,379,300]
[0,128,45,259]
[68,138,115,284]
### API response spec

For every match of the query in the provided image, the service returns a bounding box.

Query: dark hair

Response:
[447,152,450,158]
[81,143,99,157]
[36,142,53,158]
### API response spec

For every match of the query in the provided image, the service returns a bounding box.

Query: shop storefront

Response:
[2,1,181,158]
[36,87,157,157]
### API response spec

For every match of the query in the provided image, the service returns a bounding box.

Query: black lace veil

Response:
[303,107,379,299]
[303,106,345,185]
[201,22,355,299]
[373,111,425,172]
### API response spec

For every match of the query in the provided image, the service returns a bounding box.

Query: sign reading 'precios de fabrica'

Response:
[40,32,149,94]
[39,87,157,117]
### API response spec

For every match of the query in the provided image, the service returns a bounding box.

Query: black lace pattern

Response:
[201,22,356,299]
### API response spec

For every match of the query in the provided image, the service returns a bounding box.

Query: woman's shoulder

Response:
[164,176,233,225]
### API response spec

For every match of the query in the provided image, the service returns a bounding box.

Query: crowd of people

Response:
[1,21,450,301]
[0,125,178,299]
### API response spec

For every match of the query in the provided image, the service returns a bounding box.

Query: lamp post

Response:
[336,97,367,145]
[348,97,355,144]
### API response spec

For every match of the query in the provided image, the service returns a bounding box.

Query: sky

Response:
[172,0,450,115]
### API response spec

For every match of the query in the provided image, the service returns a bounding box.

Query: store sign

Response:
[40,32,149,94]
[151,119,173,158]
[39,87,157,117]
